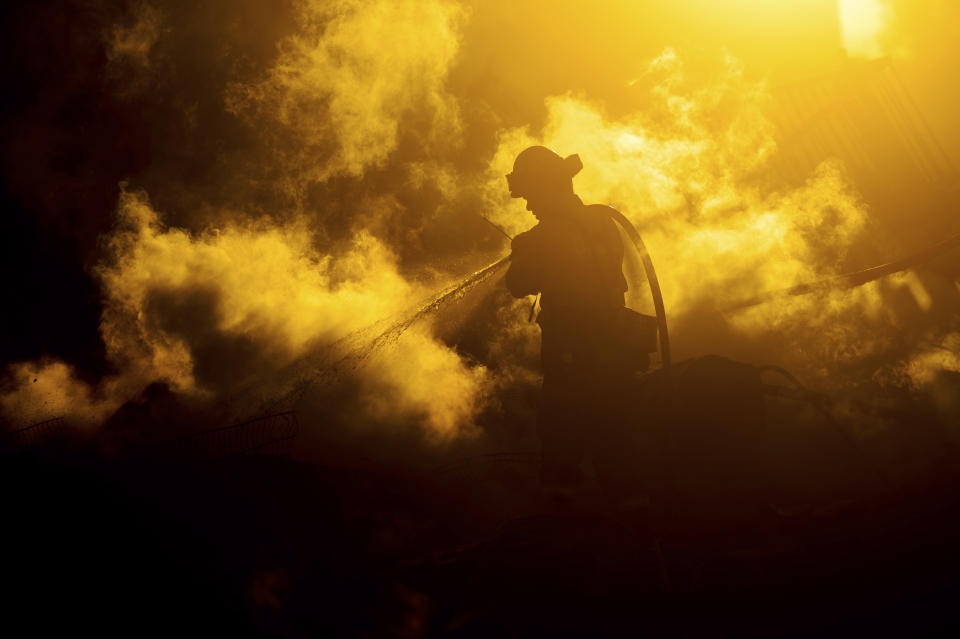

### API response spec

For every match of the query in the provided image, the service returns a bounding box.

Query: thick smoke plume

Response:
[227,0,465,193]
[484,49,949,386]
[3,187,491,438]
[2,1,957,446]
[1,0,489,439]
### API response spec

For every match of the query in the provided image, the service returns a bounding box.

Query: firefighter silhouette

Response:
[505,146,647,497]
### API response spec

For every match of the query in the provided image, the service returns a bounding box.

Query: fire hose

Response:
[481,212,960,372]
[480,210,673,370]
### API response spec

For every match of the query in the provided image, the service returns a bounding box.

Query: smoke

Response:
[227,0,465,191]
[362,326,490,437]
[481,50,915,379]
[896,331,960,387]
[2,2,957,443]
[2,185,492,438]
[100,189,416,391]
[106,2,163,67]
[0,0,497,443]
[0,360,111,429]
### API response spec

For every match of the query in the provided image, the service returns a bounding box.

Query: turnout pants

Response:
[538,363,638,496]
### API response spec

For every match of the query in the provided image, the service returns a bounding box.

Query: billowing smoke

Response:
[897,332,960,385]
[1,360,110,429]
[1,0,490,439]
[2,0,957,447]
[98,189,413,394]
[3,186,492,438]
[226,0,465,190]
[482,49,947,384]
[107,2,163,66]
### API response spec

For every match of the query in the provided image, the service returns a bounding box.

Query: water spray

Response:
[476,213,542,322]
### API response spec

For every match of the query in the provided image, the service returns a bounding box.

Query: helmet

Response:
[506,146,583,199]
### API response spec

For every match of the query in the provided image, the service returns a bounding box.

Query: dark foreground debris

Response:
[5,356,960,637]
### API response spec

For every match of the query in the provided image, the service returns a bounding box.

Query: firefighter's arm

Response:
[505,229,543,298]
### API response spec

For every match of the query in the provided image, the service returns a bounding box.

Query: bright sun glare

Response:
[838,0,889,58]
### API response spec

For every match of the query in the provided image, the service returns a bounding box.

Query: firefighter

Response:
[505,145,643,498]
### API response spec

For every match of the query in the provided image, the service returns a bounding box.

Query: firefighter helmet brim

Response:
[506,146,583,198]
